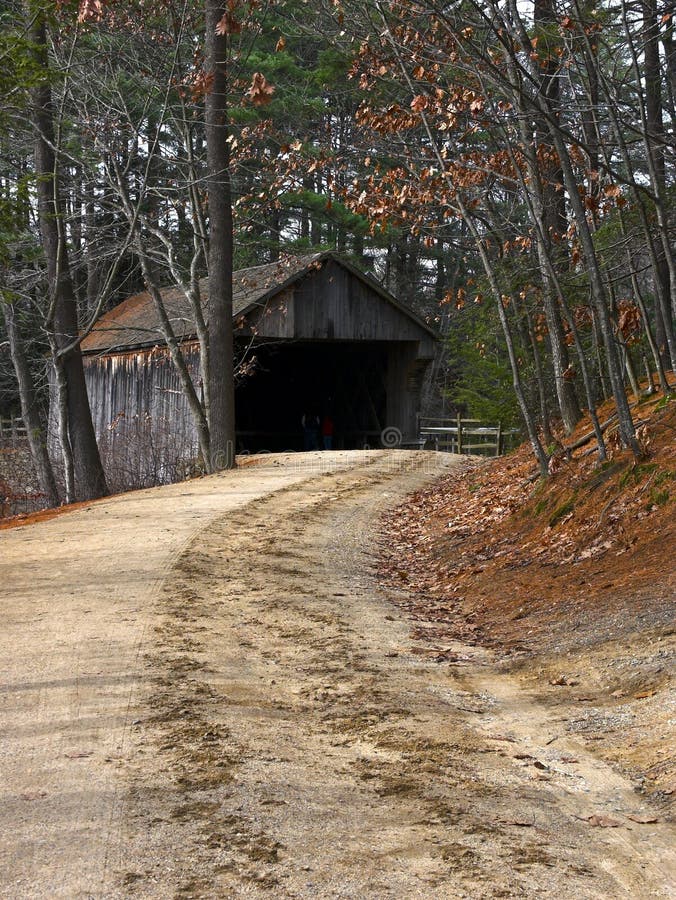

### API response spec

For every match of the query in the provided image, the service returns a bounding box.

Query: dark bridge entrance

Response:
[235,341,388,452]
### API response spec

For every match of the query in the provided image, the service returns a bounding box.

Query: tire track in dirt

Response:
[0,451,391,899]
[115,451,674,898]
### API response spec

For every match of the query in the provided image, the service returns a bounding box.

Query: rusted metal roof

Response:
[81,251,437,354]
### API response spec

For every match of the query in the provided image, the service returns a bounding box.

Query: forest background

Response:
[0,0,674,507]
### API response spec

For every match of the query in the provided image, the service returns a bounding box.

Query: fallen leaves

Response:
[579,814,622,828]
[410,646,471,663]
[377,397,675,806]
[378,395,675,658]
[549,675,579,686]
[576,812,660,827]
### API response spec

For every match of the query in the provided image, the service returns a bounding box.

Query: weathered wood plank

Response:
[294,261,436,348]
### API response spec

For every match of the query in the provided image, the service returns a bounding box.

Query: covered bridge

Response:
[80,252,436,473]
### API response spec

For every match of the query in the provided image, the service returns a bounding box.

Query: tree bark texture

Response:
[642,0,676,361]
[5,303,61,507]
[532,0,582,434]
[546,123,640,454]
[30,14,107,501]
[205,0,236,470]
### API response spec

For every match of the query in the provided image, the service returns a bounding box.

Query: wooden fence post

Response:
[456,412,463,454]
[496,421,502,456]
[0,416,26,445]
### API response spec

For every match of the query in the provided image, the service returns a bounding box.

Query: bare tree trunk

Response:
[502,114,605,458]
[498,290,549,475]
[640,0,674,370]
[393,232,408,298]
[49,334,75,503]
[623,0,676,335]
[84,179,102,316]
[522,301,554,448]
[501,2,635,446]
[592,311,609,400]
[546,123,640,454]
[621,240,670,392]
[434,233,446,303]
[353,229,365,265]
[375,5,548,472]
[268,208,281,262]
[5,303,60,507]
[205,0,236,471]
[300,176,311,241]
[463,213,550,474]
[135,243,212,470]
[311,174,323,246]
[533,0,582,434]
[29,12,107,501]
[662,0,676,120]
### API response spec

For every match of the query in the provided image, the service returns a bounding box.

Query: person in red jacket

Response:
[321,414,334,450]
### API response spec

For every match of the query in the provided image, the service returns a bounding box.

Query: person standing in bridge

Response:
[302,411,320,451]
[321,414,334,451]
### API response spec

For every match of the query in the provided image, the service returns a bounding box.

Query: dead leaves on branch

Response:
[617,300,642,343]
[188,71,215,103]
[182,70,274,108]
[215,0,261,36]
[216,10,242,36]
[77,0,103,23]
[245,72,275,106]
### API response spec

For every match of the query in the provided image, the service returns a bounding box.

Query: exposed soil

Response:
[1,447,674,898]
[381,394,675,825]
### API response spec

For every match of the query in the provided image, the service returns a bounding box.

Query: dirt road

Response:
[1,451,674,899]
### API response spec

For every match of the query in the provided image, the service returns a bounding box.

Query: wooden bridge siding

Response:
[293,261,433,346]
[386,343,432,439]
[243,288,295,339]
[82,347,200,458]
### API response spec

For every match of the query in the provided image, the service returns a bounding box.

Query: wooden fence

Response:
[417,414,519,456]
[0,416,27,445]
[0,416,44,518]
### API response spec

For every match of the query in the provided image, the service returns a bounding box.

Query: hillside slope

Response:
[381,394,675,810]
